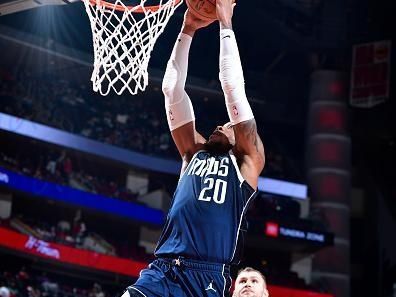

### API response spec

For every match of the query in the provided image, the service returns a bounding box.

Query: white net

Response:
[83,0,183,95]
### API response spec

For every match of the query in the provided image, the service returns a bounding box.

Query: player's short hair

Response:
[236,267,267,284]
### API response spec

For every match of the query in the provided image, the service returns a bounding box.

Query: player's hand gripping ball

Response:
[186,0,236,21]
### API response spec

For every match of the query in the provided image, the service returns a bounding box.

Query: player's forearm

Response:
[219,20,232,30]
[162,33,195,131]
[216,0,233,30]
[162,33,192,96]
[181,24,196,38]
[219,29,254,125]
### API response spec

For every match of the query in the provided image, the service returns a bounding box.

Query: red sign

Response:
[265,222,279,237]
[268,285,333,297]
[350,40,391,108]
[0,227,146,277]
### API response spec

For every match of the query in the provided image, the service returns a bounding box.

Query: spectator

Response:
[45,157,57,176]
[39,273,59,297]
[57,220,71,233]
[89,284,104,297]
[73,210,87,245]
[0,287,10,297]
[26,286,41,297]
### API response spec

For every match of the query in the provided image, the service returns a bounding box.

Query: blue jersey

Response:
[155,150,257,265]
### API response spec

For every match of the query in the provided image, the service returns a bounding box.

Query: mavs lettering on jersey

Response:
[155,150,257,264]
[188,154,229,204]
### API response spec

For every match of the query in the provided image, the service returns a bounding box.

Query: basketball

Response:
[186,0,235,21]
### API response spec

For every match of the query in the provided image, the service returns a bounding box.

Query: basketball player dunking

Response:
[122,0,265,296]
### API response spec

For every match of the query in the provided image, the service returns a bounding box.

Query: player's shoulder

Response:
[179,145,206,174]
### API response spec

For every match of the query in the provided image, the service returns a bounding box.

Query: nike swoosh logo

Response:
[221,35,231,40]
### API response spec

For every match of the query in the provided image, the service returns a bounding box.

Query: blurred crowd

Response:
[0,209,152,262]
[0,69,175,158]
[0,266,108,297]
[0,149,139,203]
[0,68,294,181]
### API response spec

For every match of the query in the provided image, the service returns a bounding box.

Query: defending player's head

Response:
[205,122,235,154]
[233,267,269,297]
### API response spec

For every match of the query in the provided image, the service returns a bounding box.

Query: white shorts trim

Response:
[129,287,147,297]
[230,191,256,262]
[222,264,226,297]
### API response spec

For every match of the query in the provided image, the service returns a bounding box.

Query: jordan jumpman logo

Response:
[205,280,216,293]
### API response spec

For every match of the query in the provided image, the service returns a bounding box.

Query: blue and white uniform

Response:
[129,150,257,297]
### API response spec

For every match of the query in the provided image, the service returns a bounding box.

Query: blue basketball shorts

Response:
[126,257,232,297]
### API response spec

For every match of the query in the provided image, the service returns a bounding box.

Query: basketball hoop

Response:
[82,0,183,95]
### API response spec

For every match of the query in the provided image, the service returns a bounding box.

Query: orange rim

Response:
[88,0,182,12]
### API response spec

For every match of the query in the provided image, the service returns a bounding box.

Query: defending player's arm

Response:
[162,11,213,165]
[217,0,265,189]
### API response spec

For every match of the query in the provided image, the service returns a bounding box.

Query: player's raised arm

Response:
[216,0,265,188]
[162,11,214,165]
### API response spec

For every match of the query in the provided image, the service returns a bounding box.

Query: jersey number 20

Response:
[198,178,227,204]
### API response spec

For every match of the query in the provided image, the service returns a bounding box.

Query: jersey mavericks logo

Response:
[187,156,229,178]
[187,155,230,204]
